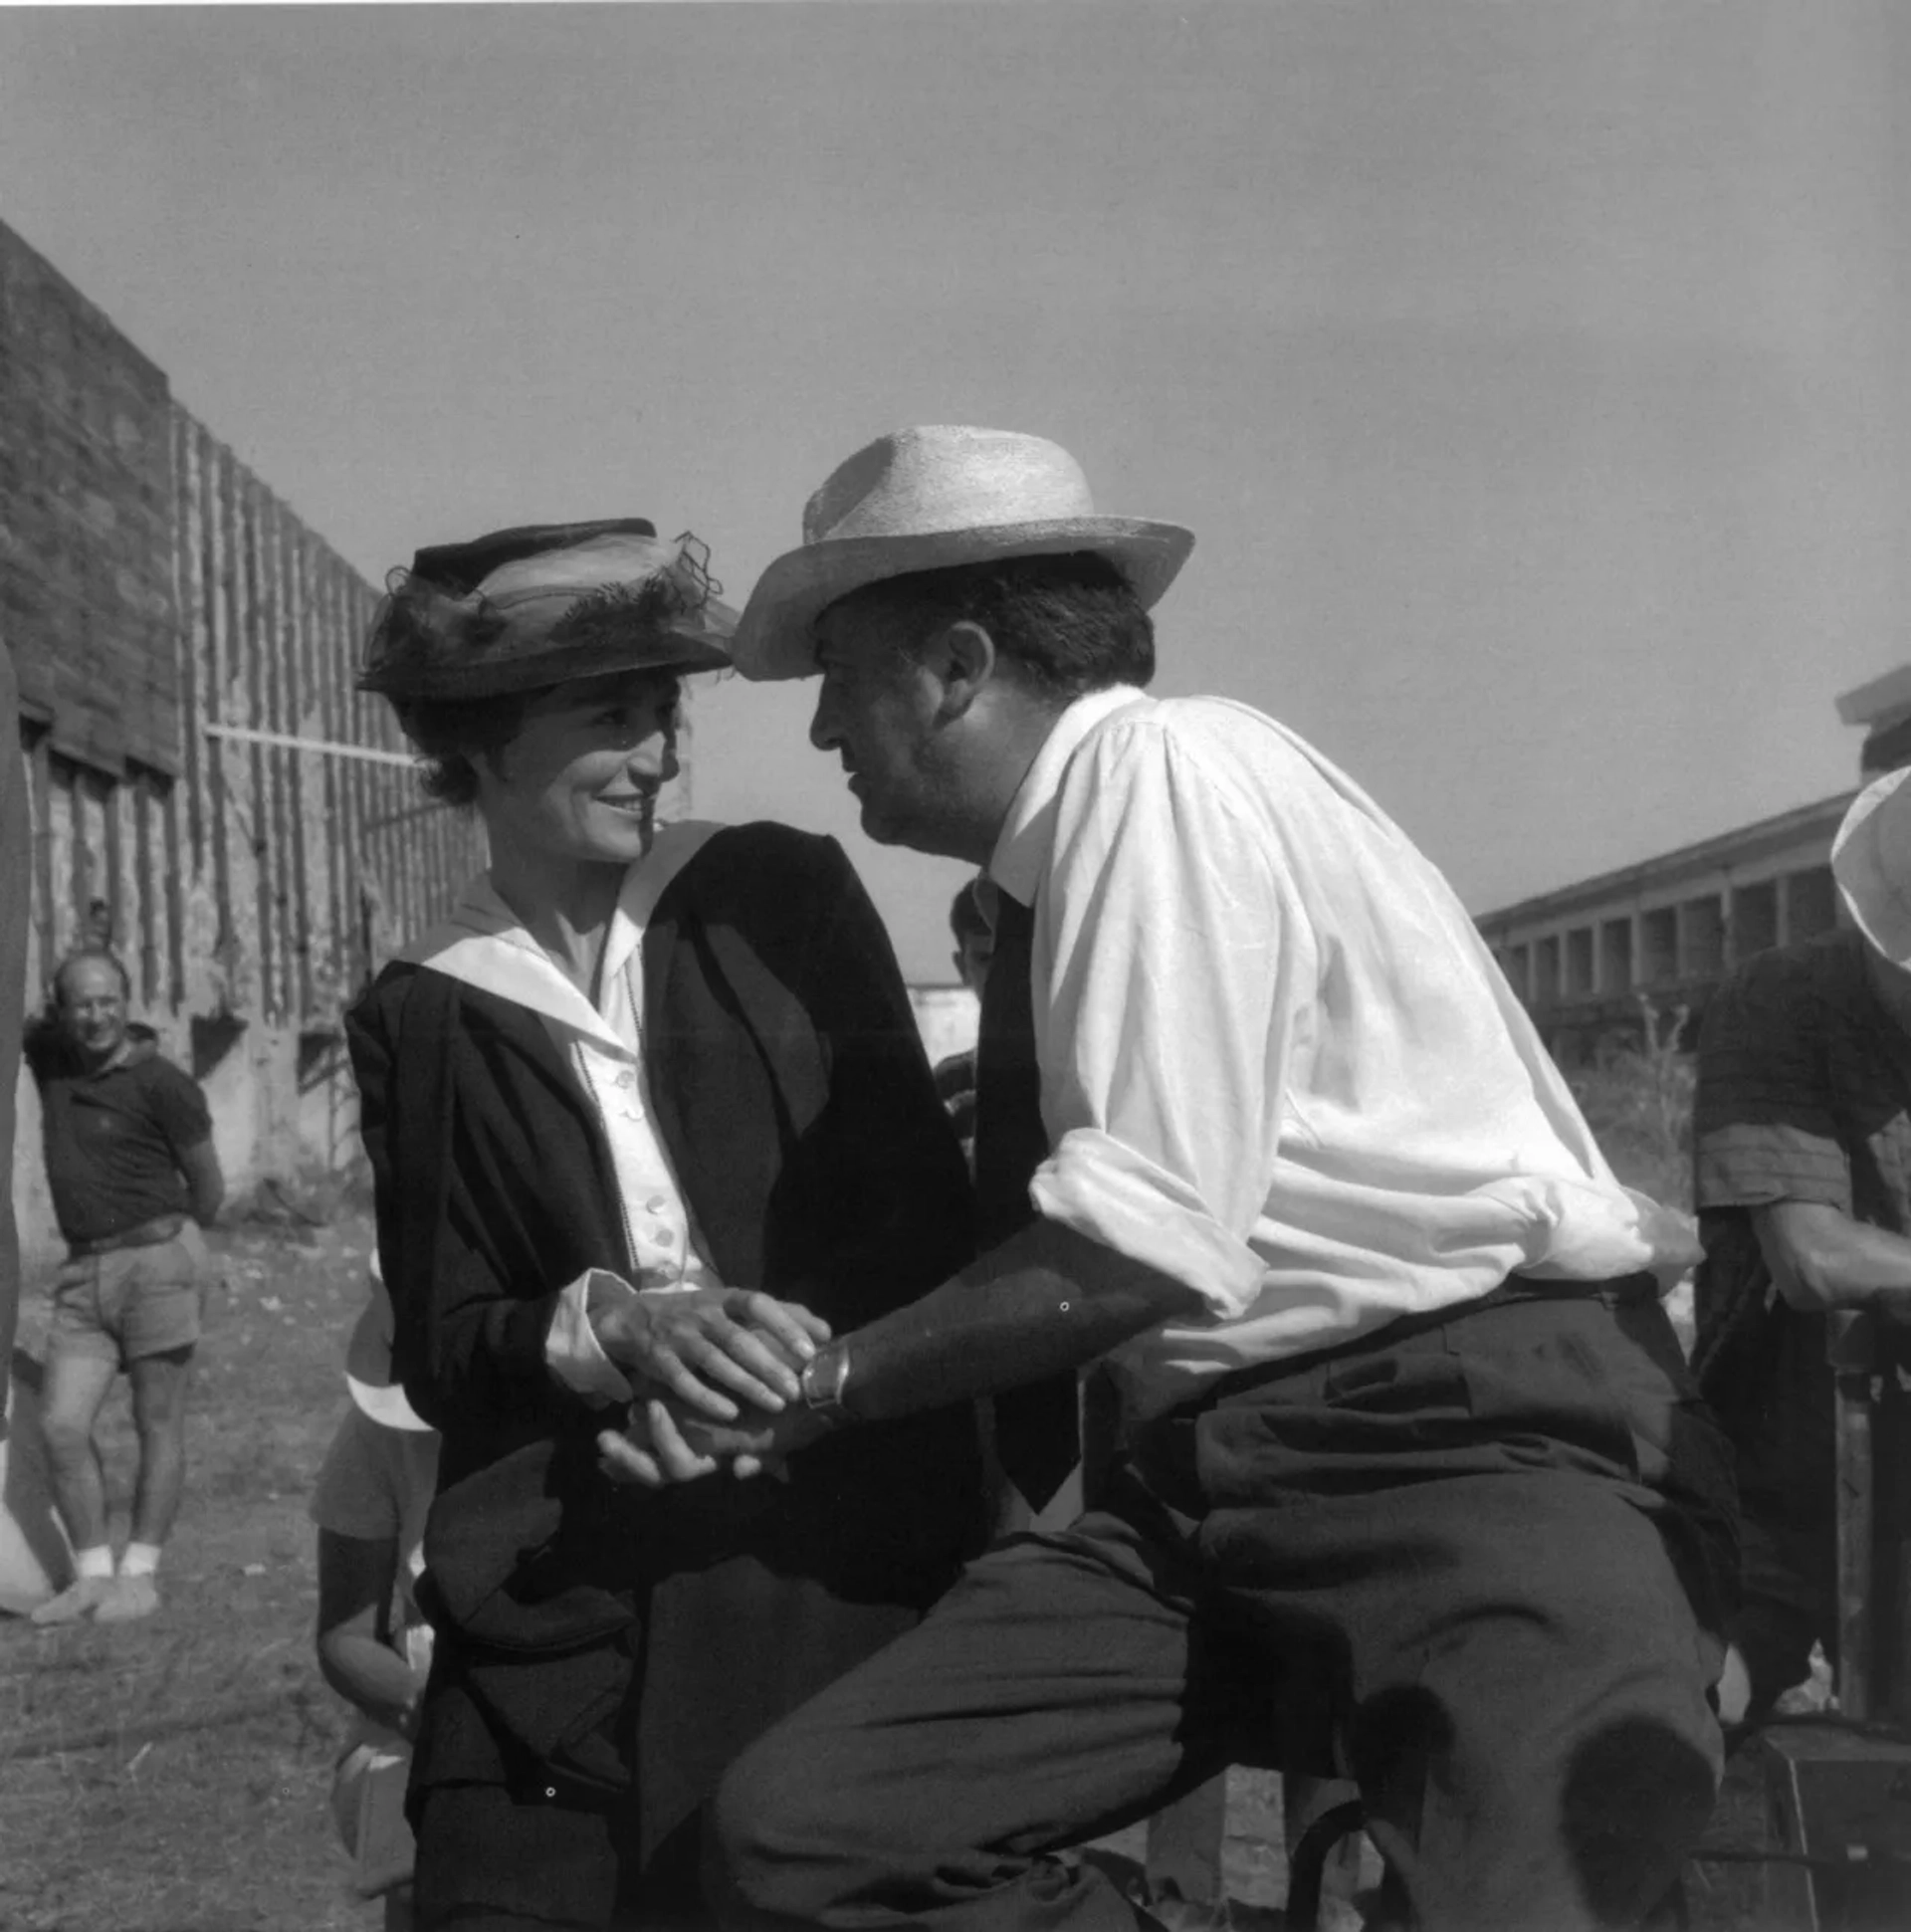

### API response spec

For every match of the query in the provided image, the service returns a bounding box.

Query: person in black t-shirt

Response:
[26,950,223,1625]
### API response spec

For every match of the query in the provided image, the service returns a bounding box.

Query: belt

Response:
[1188,1269,1661,1413]
[68,1212,187,1260]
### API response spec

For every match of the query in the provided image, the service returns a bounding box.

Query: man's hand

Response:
[589,1286,831,1422]
[595,1395,828,1488]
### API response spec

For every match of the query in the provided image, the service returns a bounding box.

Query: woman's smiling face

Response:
[474,668,683,867]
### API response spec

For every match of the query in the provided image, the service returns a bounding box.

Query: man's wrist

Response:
[797,1339,854,1427]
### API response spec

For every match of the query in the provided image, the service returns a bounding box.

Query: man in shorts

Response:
[28,950,223,1624]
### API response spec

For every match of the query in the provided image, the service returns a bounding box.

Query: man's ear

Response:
[924,619,996,724]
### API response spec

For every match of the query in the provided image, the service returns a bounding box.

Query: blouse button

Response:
[616,1070,636,1090]
[644,1195,668,1215]
[653,1226,676,1246]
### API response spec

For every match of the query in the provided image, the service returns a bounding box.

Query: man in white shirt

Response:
[603,428,1736,1932]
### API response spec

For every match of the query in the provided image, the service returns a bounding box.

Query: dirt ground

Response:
[0,1215,1777,1929]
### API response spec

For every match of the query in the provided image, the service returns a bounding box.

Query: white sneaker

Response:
[29,1575,115,1625]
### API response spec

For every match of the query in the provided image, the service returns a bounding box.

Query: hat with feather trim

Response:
[360,520,736,700]
[733,427,1194,681]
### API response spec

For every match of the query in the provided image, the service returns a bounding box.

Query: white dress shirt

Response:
[397,821,728,1407]
[988,686,1699,1421]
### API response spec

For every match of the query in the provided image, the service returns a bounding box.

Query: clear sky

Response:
[1,1,1904,980]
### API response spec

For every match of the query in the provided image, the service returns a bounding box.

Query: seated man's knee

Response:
[707,1728,864,1927]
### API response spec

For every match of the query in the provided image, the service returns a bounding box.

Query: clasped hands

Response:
[589,1283,833,1489]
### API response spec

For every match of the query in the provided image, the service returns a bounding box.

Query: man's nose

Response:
[809,691,839,751]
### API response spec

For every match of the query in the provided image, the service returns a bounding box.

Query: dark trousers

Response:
[710,1285,1737,1932]
[413,1782,700,1931]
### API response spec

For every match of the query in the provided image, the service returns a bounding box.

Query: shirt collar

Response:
[987,685,1148,906]
[398,819,723,1048]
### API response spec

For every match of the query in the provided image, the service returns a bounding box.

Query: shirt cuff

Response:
[546,1268,638,1406]
[1028,1128,1266,1320]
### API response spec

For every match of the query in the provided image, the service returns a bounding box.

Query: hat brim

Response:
[344,1285,433,1432]
[345,1371,432,1433]
[1833,765,1911,968]
[731,520,1194,682]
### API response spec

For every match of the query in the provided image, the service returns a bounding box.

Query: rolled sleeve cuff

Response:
[1694,1125,1850,1213]
[545,1268,637,1406]
[1028,1128,1265,1320]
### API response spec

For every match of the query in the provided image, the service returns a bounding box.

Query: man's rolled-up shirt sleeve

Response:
[1694,966,1851,1214]
[1025,723,1303,1320]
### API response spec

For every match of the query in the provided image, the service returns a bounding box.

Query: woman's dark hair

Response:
[831,550,1155,698]
[392,692,530,808]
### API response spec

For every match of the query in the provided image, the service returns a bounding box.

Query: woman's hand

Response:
[589,1285,831,1421]
[595,1394,823,1488]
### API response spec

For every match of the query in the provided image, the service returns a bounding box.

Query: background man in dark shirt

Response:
[1691,764,1911,1728]
[27,950,223,1624]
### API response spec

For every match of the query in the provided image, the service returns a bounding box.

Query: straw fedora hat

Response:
[733,426,1195,681]
[345,1254,431,1433]
[1833,764,1911,969]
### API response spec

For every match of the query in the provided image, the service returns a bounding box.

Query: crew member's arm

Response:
[604,719,1300,1485]
[1752,1200,1911,1317]
[178,1137,224,1227]
[316,1529,427,1738]
[1693,952,1890,1319]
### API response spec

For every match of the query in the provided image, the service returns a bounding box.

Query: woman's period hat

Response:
[732,427,1195,681]
[345,1255,431,1433]
[360,519,737,701]
[1832,764,1911,969]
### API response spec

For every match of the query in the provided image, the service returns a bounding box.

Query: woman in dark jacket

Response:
[345,520,980,1930]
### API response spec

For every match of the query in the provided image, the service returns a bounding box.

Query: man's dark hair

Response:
[949,877,990,946]
[54,948,131,1004]
[834,551,1155,700]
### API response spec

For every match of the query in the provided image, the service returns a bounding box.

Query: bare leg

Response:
[125,1347,192,1549]
[38,1348,116,1553]
[31,1348,120,1623]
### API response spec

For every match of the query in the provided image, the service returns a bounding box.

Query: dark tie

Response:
[972,888,1080,1510]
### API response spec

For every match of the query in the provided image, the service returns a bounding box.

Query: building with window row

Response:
[1477,665,1910,1061]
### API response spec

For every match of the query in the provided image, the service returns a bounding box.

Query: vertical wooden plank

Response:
[28,727,53,995]
[316,547,347,1005]
[173,407,206,874]
[129,767,153,1005]
[261,485,291,1022]
[241,471,275,1022]
[351,583,382,978]
[103,766,127,966]
[335,560,367,989]
[284,520,315,1017]
[202,425,236,1006]
[50,756,80,964]
[161,768,185,1011]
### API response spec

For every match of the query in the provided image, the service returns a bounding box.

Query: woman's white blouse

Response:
[396,820,727,1406]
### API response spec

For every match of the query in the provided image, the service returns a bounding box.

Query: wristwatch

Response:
[797,1340,853,1425]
